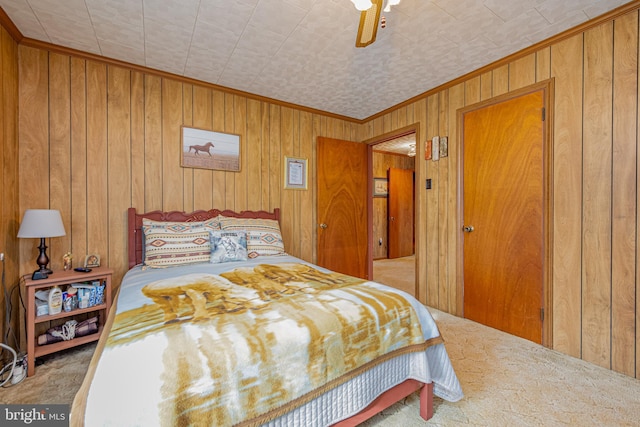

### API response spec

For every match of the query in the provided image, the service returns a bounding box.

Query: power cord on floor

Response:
[1,253,26,386]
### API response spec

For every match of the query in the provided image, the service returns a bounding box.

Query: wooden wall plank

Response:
[611,12,637,376]
[234,95,248,212]
[182,84,194,212]
[281,107,295,254]
[582,23,613,368]
[18,47,49,273]
[465,76,480,105]
[447,83,464,314]
[299,110,314,262]
[130,71,145,213]
[260,101,270,210]
[106,66,131,281]
[550,34,584,359]
[536,47,551,82]
[144,75,162,212]
[212,89,226,208]
[437,90,449,311]
[509,53,536,91]
[414,98,427,304]
[192,85,213,210]
[224,93,235,210]
[48,53,71,271]
[426,94,440,307]
[246,98,262,211]
[85,61,108,268]
[269,105,281,213]
[161,79,183,212]
[70,58,88,265]
[1,27,18,345]
[480,71,493,101]
[492,64,509,96]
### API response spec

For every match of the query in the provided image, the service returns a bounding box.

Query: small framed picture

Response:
[84,254,100,268]
[284,156,308,190]
[425,139,432,160]
[440,136,449,158]
[373,177,388,197]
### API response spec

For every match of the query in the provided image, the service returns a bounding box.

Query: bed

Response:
[71,207,462,426]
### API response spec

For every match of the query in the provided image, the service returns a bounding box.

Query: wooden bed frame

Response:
[126,207,434,425]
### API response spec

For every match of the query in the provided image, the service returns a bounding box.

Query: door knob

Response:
[463,225,474,233]
[319,223,328,229]
[389,217,395,221]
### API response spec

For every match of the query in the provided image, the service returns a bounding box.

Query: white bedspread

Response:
[80,255,462,426]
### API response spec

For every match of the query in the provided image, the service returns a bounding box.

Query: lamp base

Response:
[31,269,48,280]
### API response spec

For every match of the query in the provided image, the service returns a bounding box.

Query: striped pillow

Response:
[219,217,285,258]
[143,230,212,268]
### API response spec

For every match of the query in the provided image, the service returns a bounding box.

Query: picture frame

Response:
[284,156,308,190]
[84,254,100,268]
[373,177,388,197]
[181,126,241,172]
[440,136,449,158]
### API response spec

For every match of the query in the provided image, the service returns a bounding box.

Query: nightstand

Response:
[24,267,112,376]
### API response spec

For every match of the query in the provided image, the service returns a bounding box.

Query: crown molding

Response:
[0,7,23,43]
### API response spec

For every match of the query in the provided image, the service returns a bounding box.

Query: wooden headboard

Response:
[127,207,281,269]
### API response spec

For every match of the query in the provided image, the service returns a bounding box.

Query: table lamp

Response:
[17,209,66,280]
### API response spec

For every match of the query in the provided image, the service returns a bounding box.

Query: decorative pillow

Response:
[142,216,222,235]
[219,217,285,258]
[143,230,212,268]
[210,231,248,263]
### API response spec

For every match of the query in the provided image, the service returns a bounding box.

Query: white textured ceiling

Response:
[0,0,631,120]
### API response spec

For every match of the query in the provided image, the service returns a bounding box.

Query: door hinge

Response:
[540,308,544,322]
[542,107,546,121]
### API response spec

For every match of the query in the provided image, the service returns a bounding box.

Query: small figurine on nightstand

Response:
[84,254,100,268]
[63,252,73,271]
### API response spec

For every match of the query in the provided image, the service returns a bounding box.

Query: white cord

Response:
[0,343,16,387]
[51,319,78,341]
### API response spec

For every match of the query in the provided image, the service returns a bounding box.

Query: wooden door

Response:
[388,167,414,258]
[462,89,545,344]
[317,137,368,279]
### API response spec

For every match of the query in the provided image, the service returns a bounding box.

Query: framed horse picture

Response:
[181,126,241,172]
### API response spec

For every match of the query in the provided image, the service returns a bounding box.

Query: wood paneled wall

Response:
[372,152,414,259]
[361,8,640,378]
[0,25,18,346]
[17,45,359,290]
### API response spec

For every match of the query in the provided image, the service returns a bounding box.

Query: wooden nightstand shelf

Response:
[24,267,113,377]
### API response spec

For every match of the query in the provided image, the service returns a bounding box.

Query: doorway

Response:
[459,82,552,345]
[370,127,417,297]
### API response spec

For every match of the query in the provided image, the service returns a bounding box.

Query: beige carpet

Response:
[373,255,416,297]
[3,260,640,425]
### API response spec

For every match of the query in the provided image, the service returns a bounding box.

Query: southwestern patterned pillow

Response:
[219,217,285,258]
[143,230,212,268]
[141,216,222,235]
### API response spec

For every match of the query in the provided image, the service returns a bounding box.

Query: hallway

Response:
[372,255,415,297]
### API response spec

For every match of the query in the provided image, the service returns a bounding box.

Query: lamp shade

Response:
[17,209,66,238]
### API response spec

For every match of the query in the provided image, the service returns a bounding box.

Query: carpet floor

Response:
[2,258,639,425]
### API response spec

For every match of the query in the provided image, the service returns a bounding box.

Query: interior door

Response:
[317,137,368,279]
[462,89,545,344]
[388,167,414,259]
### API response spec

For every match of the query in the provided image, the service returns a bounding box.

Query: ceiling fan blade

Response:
[355,0,382,48]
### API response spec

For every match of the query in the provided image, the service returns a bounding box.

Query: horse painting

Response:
[189,141,214,156]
